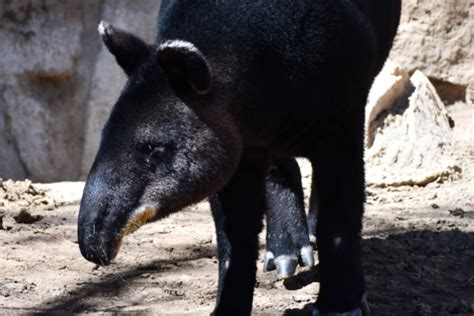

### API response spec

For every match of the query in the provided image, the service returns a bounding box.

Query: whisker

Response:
[34,231,76,245]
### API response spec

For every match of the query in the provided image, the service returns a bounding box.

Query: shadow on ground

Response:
[285,229,474,315]
[19,229,474,315]
[31,244,217,315]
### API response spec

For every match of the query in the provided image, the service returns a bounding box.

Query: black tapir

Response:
[78,0,401,314]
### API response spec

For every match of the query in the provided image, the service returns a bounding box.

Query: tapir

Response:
[78,0,401,314]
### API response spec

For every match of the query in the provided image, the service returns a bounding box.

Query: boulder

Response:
[366,68,460,187]
[365,60,411,148]
[390,0,474,103]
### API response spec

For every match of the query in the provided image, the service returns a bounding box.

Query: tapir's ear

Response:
[98,21,152,76]
[158,40,212,95]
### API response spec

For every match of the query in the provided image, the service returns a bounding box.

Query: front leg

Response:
[311,114,368,314]
[307,169,319,245]
[210,153,268,315]
[264,157,314,278]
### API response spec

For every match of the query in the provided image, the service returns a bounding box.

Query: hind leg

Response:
[264,157,315,278]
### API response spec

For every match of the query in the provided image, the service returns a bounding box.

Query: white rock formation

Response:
[366,68,459,187]
[365,61,411,148]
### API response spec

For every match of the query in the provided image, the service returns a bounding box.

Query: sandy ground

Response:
[0,102,473,315]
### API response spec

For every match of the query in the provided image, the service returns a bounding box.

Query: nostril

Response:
[81,242,113,266]
[78,225,114,266]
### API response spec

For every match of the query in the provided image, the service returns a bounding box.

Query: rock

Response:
[365,60,410,148]
[448,208,465,218]
[0,178,65,211]
[13,209,43,224]
[0,0,162,182]
[32,197,56,210]
[390,0,474,103]
[34,182,85,206]
[0,104,27,180]
[366,69,460,187]
[0,1,82,78]
[0,0,104,182]
[1,179,45,202]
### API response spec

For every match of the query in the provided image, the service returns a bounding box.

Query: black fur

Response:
[78,1,401,314]
[265,158,311,265]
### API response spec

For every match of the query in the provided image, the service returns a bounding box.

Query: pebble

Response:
[13,209,43,224]
[448,208,465,218]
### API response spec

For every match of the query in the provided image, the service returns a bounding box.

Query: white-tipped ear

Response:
[98,21,113,37]
[98,22,152,76]
[160,40,199,53]
[158,40,212,95]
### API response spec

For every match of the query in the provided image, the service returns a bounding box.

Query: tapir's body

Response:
[158,0,396,155]
[78,1,401,314]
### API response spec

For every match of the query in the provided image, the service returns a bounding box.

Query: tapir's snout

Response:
[78,174,120,266]
[78,223,116,266]
[77,167,154,266]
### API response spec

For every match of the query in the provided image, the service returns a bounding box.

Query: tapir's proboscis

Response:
[78,1,401,314]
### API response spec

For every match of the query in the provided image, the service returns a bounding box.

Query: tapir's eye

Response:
[142,143,173,171]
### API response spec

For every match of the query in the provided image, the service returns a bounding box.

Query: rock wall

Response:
[390,0,473,103]
[0,0,161,182]
[0,0,471,182]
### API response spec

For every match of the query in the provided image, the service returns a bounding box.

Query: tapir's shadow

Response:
[30,229,473,315]
[32,244,217,315]
[284,229,474,315]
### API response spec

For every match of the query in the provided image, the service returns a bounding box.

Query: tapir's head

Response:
[78,22,241,265]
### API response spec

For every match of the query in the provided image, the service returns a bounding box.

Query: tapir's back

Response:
[157,0,399,76]
[158,1,357,70]
[156,0,401,152]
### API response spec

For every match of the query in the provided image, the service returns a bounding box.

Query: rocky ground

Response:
[0,102,473,315]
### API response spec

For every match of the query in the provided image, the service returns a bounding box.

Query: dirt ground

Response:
[0,102,473,315]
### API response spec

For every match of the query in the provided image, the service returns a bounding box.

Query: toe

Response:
[299,245,315,267]
[263,251,276,271]
[274,255,298,278]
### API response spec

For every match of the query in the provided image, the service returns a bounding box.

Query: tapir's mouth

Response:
[79,202,161,266]
[124,204,159,236]
[110,204,159,260]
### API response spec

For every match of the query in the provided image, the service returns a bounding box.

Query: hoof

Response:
[263,251,276,271]
[311,296,370,316]
[300,245,315,267]
[274,255,298,278]
[263,245,314,276]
